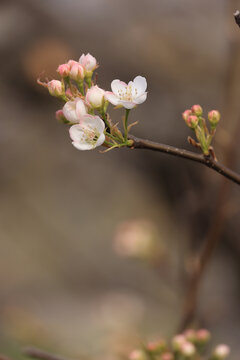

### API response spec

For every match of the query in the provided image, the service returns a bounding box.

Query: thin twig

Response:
[23,347,73,360]
[128,135,240,185]
[179,7,240,330]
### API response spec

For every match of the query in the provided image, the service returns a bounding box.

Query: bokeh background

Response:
[0,0,240,359]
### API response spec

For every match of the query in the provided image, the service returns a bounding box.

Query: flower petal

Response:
[69,124,86,142]
[119,100,136,109]
[105,91,120,106]
[80,114,105,133]
[72,141,95,151]
[133,92,147,105]
[95,132,106,147]
[132,76,147,96]
[111,79,127,96]
[63,100,79,123]
[76,99,87,117]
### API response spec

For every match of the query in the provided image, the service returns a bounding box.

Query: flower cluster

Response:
[38,53,147,151]
[182,105,220,157]
[129,329,230,360]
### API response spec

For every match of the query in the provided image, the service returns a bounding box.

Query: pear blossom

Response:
[68,60,85,81]
[57,63,70,77]
[105,76,147,109]
[69,115,105,150]
[47,80,64,97]
[63,98,87,123]
[56,109,67,122]
[79,53,97,72]
[85,85,105,109]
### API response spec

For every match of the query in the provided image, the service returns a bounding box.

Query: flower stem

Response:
[124,109,130,141]
[77,81,84,96]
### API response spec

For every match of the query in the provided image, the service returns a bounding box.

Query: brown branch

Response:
[23,347,73,360]
[128,135,240,185]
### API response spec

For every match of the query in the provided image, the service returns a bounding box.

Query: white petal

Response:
[76,99,87,117]
[133,92,147,104]
[69,124,85,142]
[132,76,147,96]
[80,115,105,133]
[63,100,79,123]
[72,141,95,151]
[105,91,120,106]
[111,79,127,96]
[119,100,136,109]
[95,132,106,147]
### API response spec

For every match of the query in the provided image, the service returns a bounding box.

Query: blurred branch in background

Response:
[179,7,240,331]
[23,347,73,360]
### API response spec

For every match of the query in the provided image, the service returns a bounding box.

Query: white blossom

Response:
[105,76,147,109]
[69,115,105,150]
[63,98,87,123]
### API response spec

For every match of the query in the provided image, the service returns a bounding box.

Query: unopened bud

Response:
[196,329,211,344]
[56,109,67,123]
[68,60,85,81]
[213,345,230,359]
[85,85,105,109]
[161,352,174,360]
[172,335,186,351]
[186,115,199,129]
[191,104,203,116]
[129,350,147,360]
[79,53,97,72]
[180,342,196,358]
[57,63,70,77]
[208,110,220,127]
[182,109,192,121]
[47,80,64,97]
[184,329,196,343]
[147,339,167,354]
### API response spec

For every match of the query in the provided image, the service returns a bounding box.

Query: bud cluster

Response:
[38,52,148,151]
[182,105,220,156]
[128,329,230,360]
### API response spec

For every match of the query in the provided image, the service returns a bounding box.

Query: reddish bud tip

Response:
[196,329,211,343]
[186,115,199,129]
[56,109,67,123]
[191,104,203,116]
[208,110,220,126]
[182,109,192,121]
[57,63,70,77]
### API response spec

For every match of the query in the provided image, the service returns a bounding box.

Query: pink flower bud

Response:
[180,342,196,357]
[196,329,211,343]
[184,329,196,343]
[68,61,85,81]
[147,339,166,354]
[47,80,64,97]
[208,110,220,126]
[85,85,105,108]
[129,350,146,360]
[172,335,186,350]
[55,109,67,122]
[57,63,70,77]
[79,53,97,72]
[213,345,230,359]
[191,104,203,116]
[186,115,199,129]
[182,109,192,121]
[161,353,174,360]
[65,88,73,98]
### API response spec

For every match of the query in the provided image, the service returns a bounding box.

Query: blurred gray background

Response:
[0,0,240,359]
